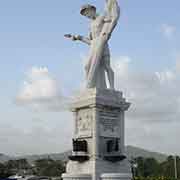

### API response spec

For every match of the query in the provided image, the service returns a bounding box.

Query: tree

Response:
[134,155,180,178]
[161,155,180,178]
[6,159,30,170]
[143,158,161,177]
[135,157,145,177]
[35,158,65,177]
[0,162,13,178]
[161,156,174,178]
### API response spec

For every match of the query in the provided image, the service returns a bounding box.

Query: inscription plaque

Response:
[99,108,120,137]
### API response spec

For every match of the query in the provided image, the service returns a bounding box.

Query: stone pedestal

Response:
[62,89,132,180]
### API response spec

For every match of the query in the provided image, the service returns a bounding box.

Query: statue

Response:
[65,0,120,90]
[62,2,132,179]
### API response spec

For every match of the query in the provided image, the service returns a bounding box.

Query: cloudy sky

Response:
[0,0,180,156]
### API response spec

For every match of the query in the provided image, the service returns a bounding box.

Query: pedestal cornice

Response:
[70,88,130,111]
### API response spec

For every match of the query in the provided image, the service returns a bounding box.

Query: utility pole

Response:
[174,155,178,179]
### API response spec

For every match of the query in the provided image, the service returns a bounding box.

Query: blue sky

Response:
[0,0,180,156]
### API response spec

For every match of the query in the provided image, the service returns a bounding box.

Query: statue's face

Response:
[83,8,96,19]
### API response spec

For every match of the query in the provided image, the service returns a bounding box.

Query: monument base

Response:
[62,88,132,180]
[66,158,131,175]
[62,173,132,180]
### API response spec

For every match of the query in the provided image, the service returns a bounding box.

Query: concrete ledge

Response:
[101,173,132,180]
[62,173,92,180]
[70,88,130,111]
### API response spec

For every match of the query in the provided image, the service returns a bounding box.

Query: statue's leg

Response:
[86,39,106,89]
[85,60,91,79]
[104,54,115,90]
[85,45,95,81]
[96,57,107,89]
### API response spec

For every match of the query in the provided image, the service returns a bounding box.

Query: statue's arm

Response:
[78,35,91,45]
[64,34,91,45]
[101,0,120,37]
[103,0,120,21]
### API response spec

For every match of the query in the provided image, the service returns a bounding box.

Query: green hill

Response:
[0,153,12,163]
[0,146,168,163]
[126,145,167,162]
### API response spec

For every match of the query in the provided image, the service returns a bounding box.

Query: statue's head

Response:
[80,4,96,19]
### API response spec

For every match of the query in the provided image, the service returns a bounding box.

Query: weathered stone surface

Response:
[65,0,120,89]
[71,89,130,110]
[63,1,132,179]
[62,174,92,180]
[101,173,132,180]
[63,89,132,180]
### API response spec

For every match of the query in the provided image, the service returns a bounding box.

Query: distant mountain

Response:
[126,145,167,162]
[18,146,168,163]
[0,146,168,163]
[19,151,72,164]
[0,153,12,163]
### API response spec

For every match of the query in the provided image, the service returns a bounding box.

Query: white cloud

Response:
[112,56,180,153]
[114,57,180,122]
[160,24,176,39]
[0,112,73,156]
[126,120,180,154]
[113,56,131,77]
[11,59,180,155]
[176,55,180,72]
[16,66,69,111]
[19,67,58,100]
[155,70,176,83]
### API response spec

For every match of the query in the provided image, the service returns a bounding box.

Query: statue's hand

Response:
[64,34,72,39]
[72,35,81,41]
[64,34,81,41]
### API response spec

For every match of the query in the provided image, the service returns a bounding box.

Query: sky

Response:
[0,0,180,156]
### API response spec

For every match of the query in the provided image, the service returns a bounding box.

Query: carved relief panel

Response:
[76,108,93,138]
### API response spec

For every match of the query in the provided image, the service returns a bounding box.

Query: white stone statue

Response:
[65,0,120,90]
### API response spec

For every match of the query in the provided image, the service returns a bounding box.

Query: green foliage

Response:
[34,158,65,177]
[160,156,180,178]
[133,156,180,179]
[0,158,65,178]
[135,157,161,177]
[5,159,30,170]
[0,162,13,178]
[134,178,179,180]
[1,156,179,179]
[0,159,31,177]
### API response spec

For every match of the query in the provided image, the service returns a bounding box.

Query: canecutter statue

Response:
[65,0,120,90]
[62,1,132,180]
